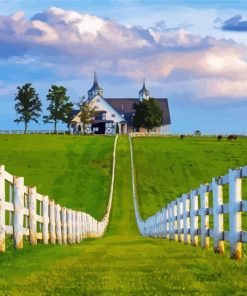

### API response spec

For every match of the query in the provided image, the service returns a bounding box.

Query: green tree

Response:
[63,103,74,131]
[14,83,42,134]
[133,98,163,131]
[77,98,97,134]
[43,85,73,133]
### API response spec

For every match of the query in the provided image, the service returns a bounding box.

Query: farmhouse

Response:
[70,73,171,134]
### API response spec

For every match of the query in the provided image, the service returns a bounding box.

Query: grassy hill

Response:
[0,136,247,295]
[133,136,247,219]
[0,135,115,219]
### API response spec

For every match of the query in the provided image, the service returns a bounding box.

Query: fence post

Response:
[42,195,49,244]
[151,216,155,237]
[0,165,5,252]
[28,186,37,245]
[13,176,24,249]
[165,208,169,239]
[182,193,190,244]
[190,190,199,246]
[162,208,166,238]
[55,204,62,245]
[80,212,83,239]
[212,177,224,254]
[67,209,73,244]
[166,204,170,239]
[72,210,76,243]
[155,213,159,237]
[155,214,158,237]
[49,200,56,244]
[160,211,163,237]
[177,197,182,242]
[87,214,91,237]
[84,213,88,238]
[81,212,86,239]
[172,201,178,241]
[61,207,67,244]
[229,169,242,259]
[76,211,80,243]
[200,185,210,249]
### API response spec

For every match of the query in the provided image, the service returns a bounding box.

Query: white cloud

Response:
[1,7,247,102]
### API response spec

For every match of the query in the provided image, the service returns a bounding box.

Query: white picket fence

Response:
[129,132,170,137]
[129,134,247,259]
[0,135,118,252]
[0,130,67,135]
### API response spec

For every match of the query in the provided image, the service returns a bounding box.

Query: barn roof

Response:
[105,98,171,125]
[72,98,171,125]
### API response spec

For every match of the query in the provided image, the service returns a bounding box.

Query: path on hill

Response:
[106,135,139,238]
[0,136,247,295]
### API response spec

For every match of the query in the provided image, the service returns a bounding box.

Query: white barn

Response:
[70,73,171,135]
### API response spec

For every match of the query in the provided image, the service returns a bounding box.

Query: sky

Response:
[1,0,247,133]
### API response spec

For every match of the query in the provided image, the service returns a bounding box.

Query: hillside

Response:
[0,136,246,295]
[0,135,114,220]
[133,136,247,219]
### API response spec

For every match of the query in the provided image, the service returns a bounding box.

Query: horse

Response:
[180,134,185,139]
[217,135,223,141]
[227,135,237,141]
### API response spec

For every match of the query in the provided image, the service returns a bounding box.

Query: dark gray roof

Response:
[72,98,171,125]
[106,98,171,125]
[72,110,80,117]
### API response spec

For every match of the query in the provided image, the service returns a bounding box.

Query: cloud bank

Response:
[0,7,247,102]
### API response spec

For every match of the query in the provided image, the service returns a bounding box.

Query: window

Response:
[111,114,115,118]
[96,98,100,102]
[95,112,106,120]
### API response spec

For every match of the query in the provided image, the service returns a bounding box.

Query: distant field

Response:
[133,136,247,219]
[0,135,115,220]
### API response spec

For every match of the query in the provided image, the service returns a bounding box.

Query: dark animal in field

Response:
[180,134,185,139]
[217,135,223,141]
[227,135,237,141]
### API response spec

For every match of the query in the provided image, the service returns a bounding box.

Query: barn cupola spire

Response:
[88,72,103,100]
[139,78,150,101]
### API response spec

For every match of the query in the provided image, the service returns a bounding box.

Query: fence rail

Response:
[129,134,247,259]
[129,132,246,138]
[0,130,68,135]
[0,135,118,251]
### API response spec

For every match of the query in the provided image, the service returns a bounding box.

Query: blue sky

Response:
[1,0,247,133]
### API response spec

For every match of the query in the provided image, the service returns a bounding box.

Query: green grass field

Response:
[0,135,115,220]
[0,135,247,295]
[133,136,247,219]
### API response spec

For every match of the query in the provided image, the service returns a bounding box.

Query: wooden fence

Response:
[129,134,247,259]
[129,132,245,138]
[0,130,67,135]
[0,135,118,252]
[129,132,171,137]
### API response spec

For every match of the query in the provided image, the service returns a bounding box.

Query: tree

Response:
[14,83,42,134]
[77,98,97,134]
[43,85,73,133]
[133,98,163,131]
[63,103,74,131]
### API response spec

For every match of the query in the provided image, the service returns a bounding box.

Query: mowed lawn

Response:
[0,135,115,220]
[133,136,247,219]
[0,136,247,295]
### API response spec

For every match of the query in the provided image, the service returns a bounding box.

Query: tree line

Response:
[14,83,94,134]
